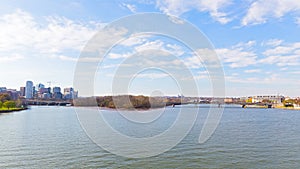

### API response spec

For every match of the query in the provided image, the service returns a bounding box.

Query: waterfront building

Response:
[25,81,34,99]
[251,95,284,104]
[20,87,25,96]
[224,98,233,103]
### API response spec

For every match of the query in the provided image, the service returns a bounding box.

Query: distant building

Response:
[33,86,37,98]
[52,87,62,100]
[0,87,7,93]
[251,95,284,104]
[224,98,233,103]
[64,87,78,99]
[38,87,51,99]
[25,81,34,99]
[42,93,51,99]
[20,87,26,96]
[6,89,19,100]
[36,83,45,90]
[53,87,61,93]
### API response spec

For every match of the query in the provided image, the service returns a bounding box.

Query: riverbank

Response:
[274,106,300,110]
[242,104,300,110]
[0,107,28,113]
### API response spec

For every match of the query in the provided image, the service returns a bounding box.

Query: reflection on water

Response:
[0,106,300,168]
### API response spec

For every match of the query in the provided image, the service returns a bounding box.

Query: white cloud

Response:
[134,40,164,52]
[185,48,217,69]
[244,69,261,73]
[156,0,232,24]
[168,15,185,24]
[290,71,300,74]
[165,44,184,56]
[107,52,133,59]
[119,34,150,47]
[0,53,24,63]
[134,40,184,57]
[259,55,300,66]
[263,39,283,47]
[193,71,209,80]
[185,42,258,69]
[121,3,137,13]
[0,9,99,61]
[226,73,283,84]
[260,42,300,66]
[51,54,105,63]
[297,17,300,25]
[216,45,257,68]
[233,40,256,49]
[242,0,300,26]
[263,46,295,56]
[135,72,169,79]
[49,55,78,62]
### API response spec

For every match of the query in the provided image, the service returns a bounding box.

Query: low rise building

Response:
[251,95,284,104]
[64,87,78,99]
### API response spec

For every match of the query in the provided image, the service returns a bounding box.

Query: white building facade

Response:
[251,95,284,104]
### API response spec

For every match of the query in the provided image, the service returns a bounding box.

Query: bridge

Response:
[238,102,275,108]
[24,99,72,106]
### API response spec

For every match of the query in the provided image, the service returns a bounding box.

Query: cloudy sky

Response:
[0,0,300,97]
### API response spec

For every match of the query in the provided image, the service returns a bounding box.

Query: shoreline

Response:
[274,106,300,110]
[0,107,28,113]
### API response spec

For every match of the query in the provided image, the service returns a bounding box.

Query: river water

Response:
[0,105,300,168]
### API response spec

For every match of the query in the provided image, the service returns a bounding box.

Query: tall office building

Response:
[25,81,33,99]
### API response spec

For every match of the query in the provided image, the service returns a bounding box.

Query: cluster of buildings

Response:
[185,95,287,105]
[0,81,78,101]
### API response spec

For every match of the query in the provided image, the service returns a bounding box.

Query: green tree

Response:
[0,101,2,108]
[3,101,16,110]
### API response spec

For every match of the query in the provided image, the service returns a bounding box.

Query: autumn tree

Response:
[0,93,11,102]
[3,101,16,110]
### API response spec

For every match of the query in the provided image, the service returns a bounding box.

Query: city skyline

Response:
[0,80,78,100]
[0,1,300,97]
[0,80,297,99]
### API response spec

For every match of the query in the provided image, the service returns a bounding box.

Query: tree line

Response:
[0,93,22,110]
[73,95,183,109]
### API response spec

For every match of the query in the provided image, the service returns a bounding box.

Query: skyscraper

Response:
[25,81,33,99]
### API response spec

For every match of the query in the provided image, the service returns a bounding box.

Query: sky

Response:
[0,0,300,97]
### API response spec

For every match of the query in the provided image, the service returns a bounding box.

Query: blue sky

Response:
[0,0,300,97]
